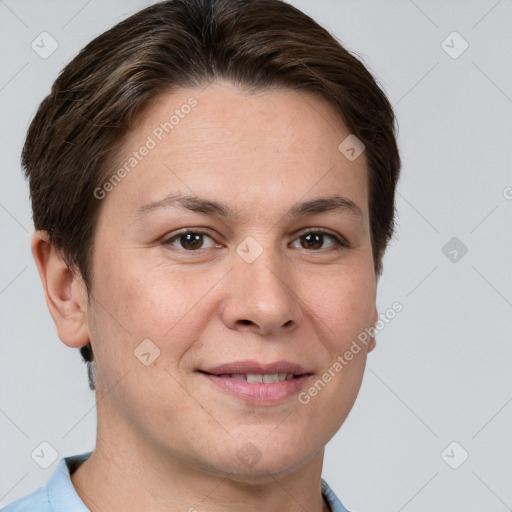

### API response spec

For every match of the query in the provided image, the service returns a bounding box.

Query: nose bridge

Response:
[222,237,302,334]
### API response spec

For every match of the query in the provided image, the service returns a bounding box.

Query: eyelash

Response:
[162,228,349,252]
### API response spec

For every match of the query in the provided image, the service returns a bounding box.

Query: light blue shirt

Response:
[1,452,351,512]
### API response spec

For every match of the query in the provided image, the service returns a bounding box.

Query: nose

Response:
[221,246,303,336]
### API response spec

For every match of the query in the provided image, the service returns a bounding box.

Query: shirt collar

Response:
[46,452,91,512]
[321,478,351,512]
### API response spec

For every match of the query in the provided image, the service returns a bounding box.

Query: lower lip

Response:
[199,372,311,404]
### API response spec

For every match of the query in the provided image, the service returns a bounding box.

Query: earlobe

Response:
[31,231,90,349]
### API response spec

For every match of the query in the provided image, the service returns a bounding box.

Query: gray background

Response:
[1,1,511,510]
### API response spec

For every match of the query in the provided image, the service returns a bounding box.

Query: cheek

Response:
[302,263,376,348]
[89,254,221,369]
[303,263,375,420]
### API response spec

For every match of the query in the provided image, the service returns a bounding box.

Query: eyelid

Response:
[291,227,349,249]
[162,228,221,248]
[162,227,350,251]
[293,225,349,241]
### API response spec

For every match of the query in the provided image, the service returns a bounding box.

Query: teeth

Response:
[227,373,295,383]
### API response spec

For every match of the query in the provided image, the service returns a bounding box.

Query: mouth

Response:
[196,361,313,403]
[198,371,302,383]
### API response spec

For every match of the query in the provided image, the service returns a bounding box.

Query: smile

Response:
[196,360,313,403]
[212,373,296,383]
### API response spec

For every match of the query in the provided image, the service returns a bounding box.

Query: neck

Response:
[71,385,332,512]
[71,435,330,512]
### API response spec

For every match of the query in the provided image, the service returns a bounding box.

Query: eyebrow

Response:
[136,193,363,221]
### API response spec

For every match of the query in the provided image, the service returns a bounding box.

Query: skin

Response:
[32,80,378,512]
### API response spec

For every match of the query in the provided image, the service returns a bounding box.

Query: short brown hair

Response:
[22,0,401,390]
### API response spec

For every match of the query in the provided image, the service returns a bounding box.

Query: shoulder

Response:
[1,452,92,512]
[1,485,50,512]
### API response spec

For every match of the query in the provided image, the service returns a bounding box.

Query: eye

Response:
[163,229,220,251]
[162,228,348,252]
[290,229,348,251]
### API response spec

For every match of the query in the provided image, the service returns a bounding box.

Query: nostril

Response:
[239,319,253,326]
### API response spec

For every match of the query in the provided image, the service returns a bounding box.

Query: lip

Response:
[197,360,313,404]
[200,360,310,375]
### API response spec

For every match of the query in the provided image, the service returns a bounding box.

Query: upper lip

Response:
[199,360,310,375]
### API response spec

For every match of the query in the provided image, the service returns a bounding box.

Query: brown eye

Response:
[300,233,324,250]
[291,230,347,251]
[164,230,218,251]
[179,233,203,250]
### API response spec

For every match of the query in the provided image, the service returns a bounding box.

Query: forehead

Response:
[131,81,355,158]
[102,81,369,223]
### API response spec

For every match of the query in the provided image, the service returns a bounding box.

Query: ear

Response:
[31,231,90,349]
[367,307,378,353]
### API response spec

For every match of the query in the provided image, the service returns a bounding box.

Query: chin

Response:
[199,438,319,483]
[220,458,309,485]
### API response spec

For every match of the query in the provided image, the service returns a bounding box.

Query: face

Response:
[82,81,378,480]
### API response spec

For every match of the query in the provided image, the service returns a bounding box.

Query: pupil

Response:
[302,233,322,250]
[182,233,202,249]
